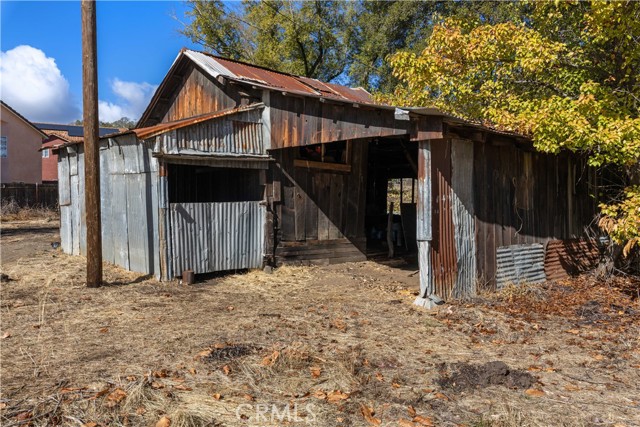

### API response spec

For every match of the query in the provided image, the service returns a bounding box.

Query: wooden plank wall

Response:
[269,92,409,148]
[271,140,369,265]
[473,139,598,290]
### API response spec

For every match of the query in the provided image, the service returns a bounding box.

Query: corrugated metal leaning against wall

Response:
[170,201,265,275]
[495,243,546,288]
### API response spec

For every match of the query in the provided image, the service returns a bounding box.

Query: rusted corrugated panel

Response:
[496,243,546,288]
[134,104,263,140]
[185,49,376,105]
[430,140,458,299]
[170,202,265,275]
[544,238,602,281]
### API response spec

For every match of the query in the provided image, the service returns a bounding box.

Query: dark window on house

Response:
[0,136,7,158]
[168,164,264,203]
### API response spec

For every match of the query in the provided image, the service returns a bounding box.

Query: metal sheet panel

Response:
[59,205,72,254]
[126,174,150,273]
[58,151,71,206]
[170,201,265,275]
[100,147,115,264]
[166,112,264,156]
[496,243,546,288]
[430,140,457,299]
[417,140,432,241]
[451,139,476,298]
[111,173,130,270]
[544,238,602,281]
[70,174,81,255]
[78,151,86,256]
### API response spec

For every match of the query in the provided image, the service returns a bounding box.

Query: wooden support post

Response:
[81,0,102,287]
[387,202,395,258]
[415,140,437,308]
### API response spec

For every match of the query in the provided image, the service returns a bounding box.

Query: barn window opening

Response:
[294,141,351,172]
[168,164,264,203]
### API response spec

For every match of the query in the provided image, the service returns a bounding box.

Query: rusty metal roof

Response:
[183,49,376,105]
[102,103,264,141]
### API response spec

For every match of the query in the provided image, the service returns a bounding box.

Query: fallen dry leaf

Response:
[413,415,435,426]
[331,318,347,331]
[360,404,381,426]
[152,369,169,378]
[310,366,321,378]
[226,306,235,311]
[1,332,11,339]
[99,327,109,333]
[398,419,415,427]
[261,350,280,366]
[525,388,545,397]
[243,394,255,401]
[16,412,31,421]
[151,381,165,389]
[564,384,580,391]
[105,388,127,407]
[375,372,384,382]
[82,423,98,427]
[565,329,580,335]
[392,382,401,388]
[326,390,349,403]
[195,349,212,360]
[212,393,222,400]
[222,365,231,375]
[156,416,171,427]
[173,384,192,391]
[407,406,417,417]
[434,392,449,401]
[312,390,327,400]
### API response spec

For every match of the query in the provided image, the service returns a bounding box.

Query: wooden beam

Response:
[81,0,102,287]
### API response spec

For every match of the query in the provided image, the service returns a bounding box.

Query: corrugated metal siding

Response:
[161,110,264,156]
[544,238,603,281]
[170,201,265,275]
[496,243,546,288]
[57,135,161,277]
[430,140,457,299]
[451,139,476,298]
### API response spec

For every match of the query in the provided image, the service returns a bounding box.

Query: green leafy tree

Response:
[181,0,352,82]
[180,1,529,89]
[383,1,640,255]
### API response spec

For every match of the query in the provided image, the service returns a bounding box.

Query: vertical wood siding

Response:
[473,140,598,290]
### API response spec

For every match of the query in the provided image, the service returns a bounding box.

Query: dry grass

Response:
[0,200,59,222]
[1,220,639,426]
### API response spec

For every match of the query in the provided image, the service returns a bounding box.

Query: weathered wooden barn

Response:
[55,49,602,304]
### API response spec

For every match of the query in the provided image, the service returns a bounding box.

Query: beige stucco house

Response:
[1,101,47,184]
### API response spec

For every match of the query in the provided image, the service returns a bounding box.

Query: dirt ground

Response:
[1,220,639,427]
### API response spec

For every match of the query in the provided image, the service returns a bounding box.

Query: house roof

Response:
[0,100,48,139]
[34,123,122,142]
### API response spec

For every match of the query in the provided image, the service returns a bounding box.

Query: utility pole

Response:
[81,0,102,287]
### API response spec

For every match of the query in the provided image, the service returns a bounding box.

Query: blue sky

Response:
[1,1,201,123]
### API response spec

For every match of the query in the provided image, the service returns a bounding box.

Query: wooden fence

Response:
[1,183,58,208]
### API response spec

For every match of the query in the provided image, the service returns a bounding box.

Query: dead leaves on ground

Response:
[524,388,545,397]
[104,388,127,408]
[312,389,350,404]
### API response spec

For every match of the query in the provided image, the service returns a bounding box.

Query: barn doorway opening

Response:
[365,137,419,261]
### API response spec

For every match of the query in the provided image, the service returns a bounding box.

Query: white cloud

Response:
[0,45,80,123]
[99,79,157,123]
